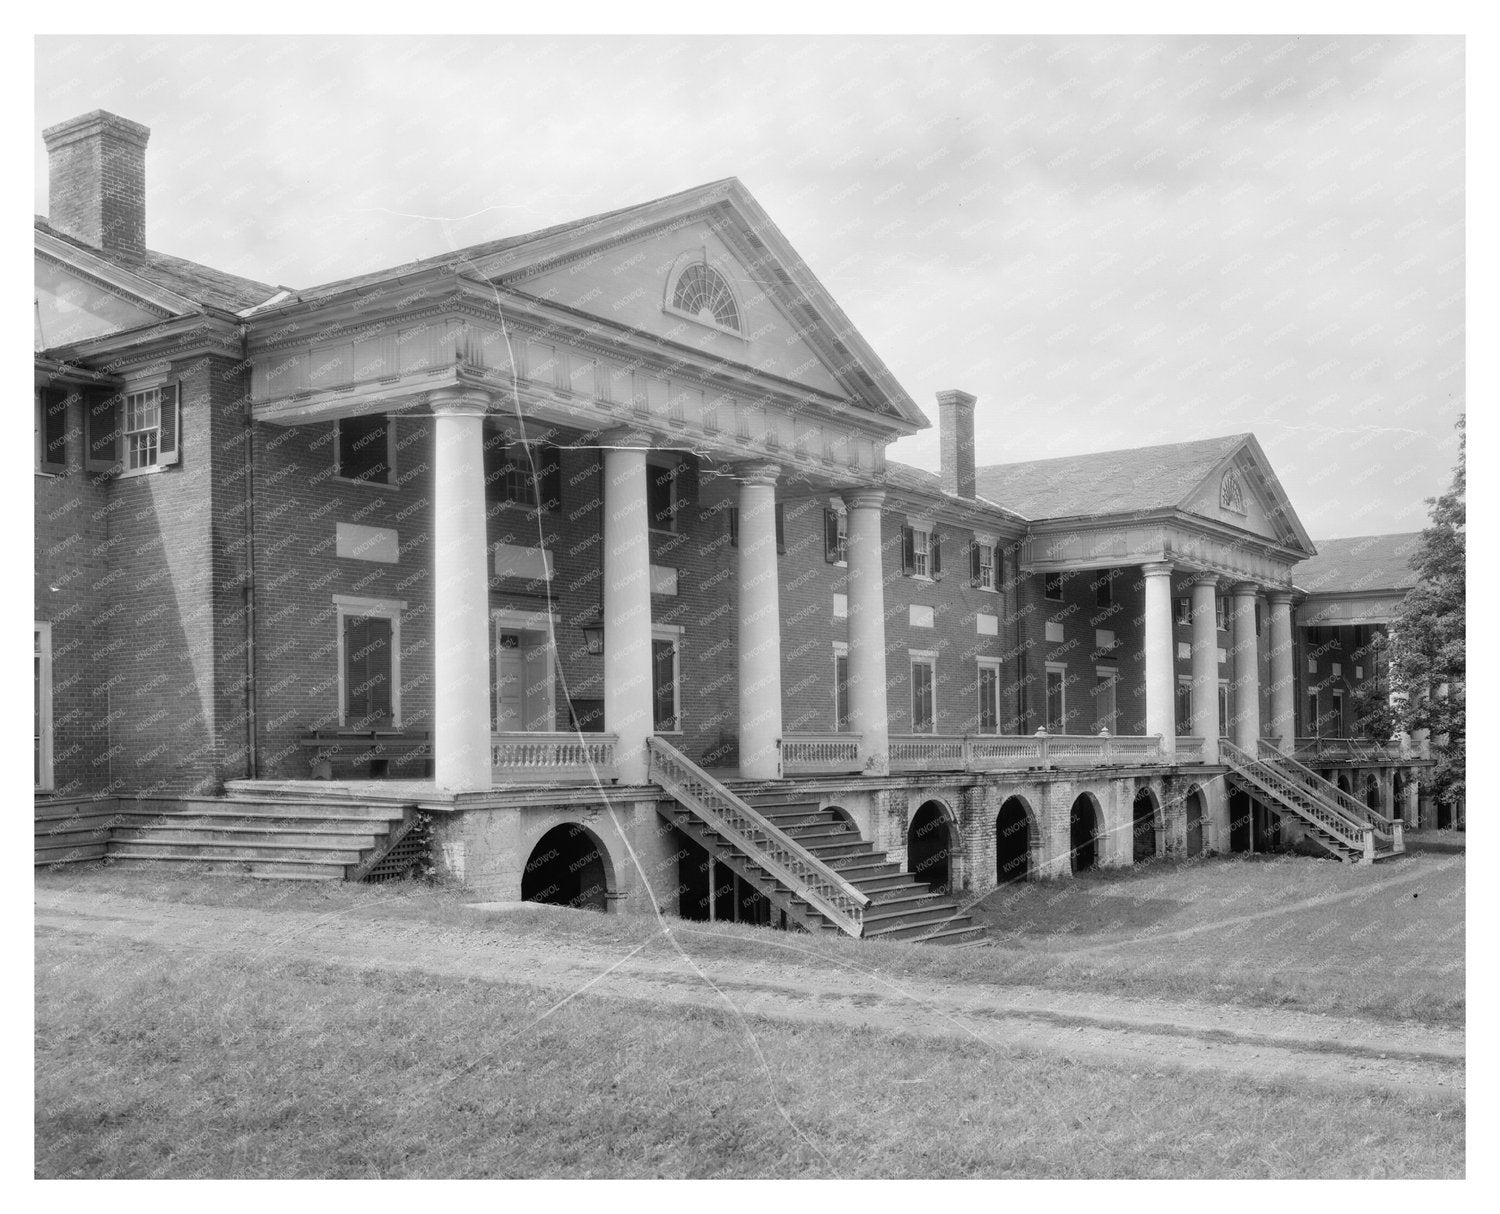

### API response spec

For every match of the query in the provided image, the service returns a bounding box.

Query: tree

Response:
[1390,414,1465,813]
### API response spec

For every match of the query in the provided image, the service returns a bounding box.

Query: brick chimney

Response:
[937,389,977,499]
[42,110,150,260]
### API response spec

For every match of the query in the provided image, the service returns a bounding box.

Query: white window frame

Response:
[834,506,849,567]
[976,657,1002,735]
[910,523,933,580]
[1043,572,1065,602]
[35,622,53,792]
[1044,661,1068,733]
[123,387,161,471]
[333,594,406,728]
[1176,675,1195,736]
[910,650,938,735]
[114,375,177,479]
[833,641,851,732]
[334,415,398,487]
[1219,680,1231,739]
[663,256,746,339]
[652,624,684,735]
[1094,665,1118,736]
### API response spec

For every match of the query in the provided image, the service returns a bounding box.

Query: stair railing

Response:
[647,737,869,937]
[1219,740,1373,858]
[1256,740,1399,844]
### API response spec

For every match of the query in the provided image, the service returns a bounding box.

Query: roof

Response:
[35,216,281,313]
[882,460,1021,521]
[290,179,741,305]
[1294,533,1424,596]
[973,433,1248,521]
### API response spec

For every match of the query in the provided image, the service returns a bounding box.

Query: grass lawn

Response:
[36,847,1465,1026]
[35,932,1463,1179]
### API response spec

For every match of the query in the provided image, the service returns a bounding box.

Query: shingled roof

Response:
[973,434,1248,521]
[35,215,280,313]
[882,460,1023,521]
[290,178,741,305]
[1294,533,1424,596]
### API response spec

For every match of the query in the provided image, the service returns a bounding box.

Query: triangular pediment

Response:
[475,182,925,433]
[1180,435,1314,556]
[34,229,194,351]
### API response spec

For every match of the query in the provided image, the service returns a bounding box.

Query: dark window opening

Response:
[337,415,392,484]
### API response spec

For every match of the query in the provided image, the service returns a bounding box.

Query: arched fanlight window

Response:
[671,263,741,333]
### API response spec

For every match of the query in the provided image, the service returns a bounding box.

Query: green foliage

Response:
[1391,415,1465,808]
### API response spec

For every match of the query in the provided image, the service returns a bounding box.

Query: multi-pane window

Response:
[336,414,393,484]
[1331,688,1345,737]
[911,527,931,577]
[1219,683,1230,738]
[1174,597,1192,625]
[1307,689,1319,737]
[484,434,561,512]
[1216,597,1229,631]
[911,657,936,734]
[648,463,677,532]
[124,389,161,470]
[977,661,1000,734]
[824,508,848,564]
[1094,570,1114,608]
[1176,678,1194,736]
[974,542,997,591]
[671,263,741,332]
[1044,572,1065,601]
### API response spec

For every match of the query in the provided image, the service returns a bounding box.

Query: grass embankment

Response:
[36,931,1462,1179]
[36,848,1465,1026]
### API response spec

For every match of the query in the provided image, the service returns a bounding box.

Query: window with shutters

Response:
[1215,596,1229,631]
[824,507,848,565]
[1175,597,1192,626]
[910,654,936,734]
[334,596,404,728]
[729,502,786,552]
[94,383,179,477]
[902,523,937,579]
[35,387,71,475]
[336,414,394,485]
[971,540,997,591]
[484,434,561,513]
[1176,677,1194,736]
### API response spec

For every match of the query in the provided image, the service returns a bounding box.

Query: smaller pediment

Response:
[1180,436,1314,556]
[34,228,196,352]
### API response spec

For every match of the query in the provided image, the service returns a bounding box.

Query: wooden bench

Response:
[299,730,433,780]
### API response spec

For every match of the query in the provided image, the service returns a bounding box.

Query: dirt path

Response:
[35,889,1464,1102]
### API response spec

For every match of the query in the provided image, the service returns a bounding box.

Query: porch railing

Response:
[1292,736,1428,763]
[879,732,1170,773]
[491,732,618,783]
[780,732,861,774]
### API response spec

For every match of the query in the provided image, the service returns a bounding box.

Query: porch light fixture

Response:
[581,615,605,656]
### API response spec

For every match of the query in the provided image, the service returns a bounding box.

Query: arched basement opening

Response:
[1070,794,1100,874]
[1336,772,1352,796]
[1185,787,1206,857]
[995,796,1032,884]
[1365,776,1382,813]
[521,823,610,912]
[1228,788,1253,853]
[907,800,953,893]
[1132,787,1160,864]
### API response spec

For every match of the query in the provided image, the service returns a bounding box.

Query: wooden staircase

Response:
[34,792,418,881]
[649,738,984,944]
[1219,740,1404,864]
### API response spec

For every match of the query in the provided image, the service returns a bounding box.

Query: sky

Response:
[33,34,1466,539]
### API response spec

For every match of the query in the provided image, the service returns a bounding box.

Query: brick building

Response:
[34,111,1434,939]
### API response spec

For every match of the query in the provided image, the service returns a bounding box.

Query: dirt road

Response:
[35,888,1464,1102]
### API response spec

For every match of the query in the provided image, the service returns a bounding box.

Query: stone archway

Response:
[907,800,956,894]
[1132,786,1161,864]
[1365,774,1382,813]
[1070,794,1101,874]
[995,795,1035,884]
[521,822,613,912]
[1184,786,1206,857]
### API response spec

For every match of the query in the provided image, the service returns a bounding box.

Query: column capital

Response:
[1188,571,1221,589]
[1266,589,1295,606]
[1228,581,1260,598]
[1141,561,1175,578]
[841,486,886,511]
[592,426,660,450]
[732,460,782,487]
[427,386,493,418]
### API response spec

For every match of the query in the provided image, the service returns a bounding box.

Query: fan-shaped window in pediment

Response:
[1220,468,1247,515]
[670,263,741,334]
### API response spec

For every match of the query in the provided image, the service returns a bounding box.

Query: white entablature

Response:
[1021,519,1300,589]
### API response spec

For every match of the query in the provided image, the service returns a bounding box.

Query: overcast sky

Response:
[34,34,1464,538]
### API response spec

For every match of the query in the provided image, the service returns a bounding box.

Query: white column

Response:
[1267,591,1296,751]
[1230,582,1261,751]
[431,388,494,792]
[1142,562,1176,757]
[602,435,654,784]
[736,462,783,779]
[1189,573,1220,765]
[843,489,889,775]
